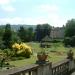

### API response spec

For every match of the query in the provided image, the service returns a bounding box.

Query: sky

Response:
[0,0,75,27]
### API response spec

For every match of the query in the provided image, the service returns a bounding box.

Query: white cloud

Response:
[0,0,16,5]
[0,17,67,27]
[0,0,16,12]
[0,17,38,25]
[0,17,23,24]
[1,5,15,12]
[0,0,10,5]
[37,4,58,13]
[0,4,67,27]
[34,4,66,27]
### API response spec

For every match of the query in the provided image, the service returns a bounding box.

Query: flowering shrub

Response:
[12,43,32,58]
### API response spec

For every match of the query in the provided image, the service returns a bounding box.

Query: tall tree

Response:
[42,24,52,38]
[65,19,75,37]
[27,27,34,41]
[35,23,52,41]
[35,24,42,41]
[2,24,12,48]
[12,30,21,44]
[17,26,27,42]
[64,19,75,47]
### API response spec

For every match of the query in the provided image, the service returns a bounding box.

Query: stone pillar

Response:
[32,70,37,75]
[37,62,52,75]
[69,59,75,71]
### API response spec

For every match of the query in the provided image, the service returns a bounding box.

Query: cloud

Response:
[0,17,23,25]
[0,4,67,27]
[0,17,38,25]
[0,0,16,5]
[1,5,15,12]
[0,0,10,5]
[0,0,16,12]
[0,17,66,27]
[34,4,66,27]
[37,4,58,13]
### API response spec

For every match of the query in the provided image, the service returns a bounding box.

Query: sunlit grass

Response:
[9,55,37,67]
[8,42,75,67]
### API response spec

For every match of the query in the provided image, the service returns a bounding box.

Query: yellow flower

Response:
[12,42,32,56]
[12,43,20,50]
[20,43,27,49]
[25,47,32,54]
[17,50,24,54]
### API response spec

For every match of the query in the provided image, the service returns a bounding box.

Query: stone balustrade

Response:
[0,59,75,75]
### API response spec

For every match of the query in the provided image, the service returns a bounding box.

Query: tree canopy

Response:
[64,19,75,47]
[35,23,52,41]
[65,19,75,37]
[17,26,34,42]
[2,24,12,48]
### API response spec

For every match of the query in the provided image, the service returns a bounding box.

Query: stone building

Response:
[50,27,65,39]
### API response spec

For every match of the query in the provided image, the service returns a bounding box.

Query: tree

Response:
[12,30,21,44]
[0,27,5,49]
[35,24,52,41]
[2,24,12,49]
[64,19,75,47]
[0,27,4,39]
[17,26,27,42]
[35,24,42,41]
[27,27,34,41]
[65,19,75,37]
[18,26,35,42]
[42,24,52,38]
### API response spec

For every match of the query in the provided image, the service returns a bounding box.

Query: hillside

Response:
[0,25,36,31]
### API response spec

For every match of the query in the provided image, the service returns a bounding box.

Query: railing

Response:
[0,59,75,75]
[0,62,52,75]
[0,64,39,75]
[52,59,69,75]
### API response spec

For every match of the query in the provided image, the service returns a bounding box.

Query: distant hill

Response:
[11,25,36,31]
[0,25,36,31]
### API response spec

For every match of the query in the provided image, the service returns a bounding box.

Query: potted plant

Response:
[67,49,74,60]
[36,47,48,64]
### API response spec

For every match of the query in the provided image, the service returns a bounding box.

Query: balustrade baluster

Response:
[22,72,25,75]
[32,69,37,75]
[28,71,31,75]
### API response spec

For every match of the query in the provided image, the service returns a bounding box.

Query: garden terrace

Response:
[0,59,75,75]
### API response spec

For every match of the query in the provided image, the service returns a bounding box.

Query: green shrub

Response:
[71,36,75,46]
[52,39,62,43]
[11,57,18,61]
[64,37,71,46]
[64,36,75,47]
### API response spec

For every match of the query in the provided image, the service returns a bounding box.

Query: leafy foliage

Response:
[35,23,52,41]
[17,26,27,42]
[17,26,34,42]
[64,19,75,47]
[12,31,21,44]
[65,19,75,37]
[2,24,12,49]
[64,36,75,47]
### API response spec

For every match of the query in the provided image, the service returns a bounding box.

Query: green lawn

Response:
[7,42,75,68]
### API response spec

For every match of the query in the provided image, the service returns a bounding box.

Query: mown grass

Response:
[8,42,75,67]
